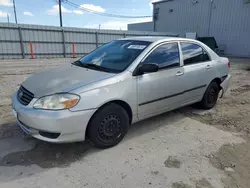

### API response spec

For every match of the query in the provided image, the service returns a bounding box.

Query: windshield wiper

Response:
[71,61,100,70]
[72,61,119,73]
[82,63,117,73]
[71,60,83,67]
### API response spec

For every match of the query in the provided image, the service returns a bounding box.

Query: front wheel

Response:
[86,103,129,149]
[197,82,220,109]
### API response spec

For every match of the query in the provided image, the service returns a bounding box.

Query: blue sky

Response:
[0,0,154,30]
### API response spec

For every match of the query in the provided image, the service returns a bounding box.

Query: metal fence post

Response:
[62,29,66,58]
[72,42,75,58]
[95,32,99,48]
[18,26,25,59]
[29,42,34,59]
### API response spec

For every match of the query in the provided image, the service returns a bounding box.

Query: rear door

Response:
[180,42,214,104]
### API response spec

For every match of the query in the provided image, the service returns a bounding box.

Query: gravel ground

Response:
[0,58,249,188]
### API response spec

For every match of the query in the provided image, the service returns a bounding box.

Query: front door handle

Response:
[206,65,212,69]
[176,71,184,76]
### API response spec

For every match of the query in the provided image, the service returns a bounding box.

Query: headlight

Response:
[33,93,80,110]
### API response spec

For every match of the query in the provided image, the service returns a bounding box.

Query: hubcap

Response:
[98,115,122,141]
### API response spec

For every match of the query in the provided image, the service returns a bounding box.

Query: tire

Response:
[197,81,220,109]
[86,103,129,149]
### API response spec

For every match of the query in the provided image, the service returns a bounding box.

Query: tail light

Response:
[228,60,230,69]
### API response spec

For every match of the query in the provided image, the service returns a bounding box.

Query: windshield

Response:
[74,40,151,73]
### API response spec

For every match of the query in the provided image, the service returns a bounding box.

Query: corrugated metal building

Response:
[129,0,250,57]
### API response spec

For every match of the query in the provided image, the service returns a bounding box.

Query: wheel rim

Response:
[207,87,218,106]
[98,114,122,142]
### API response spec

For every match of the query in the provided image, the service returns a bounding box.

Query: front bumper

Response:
[11,92,96,143]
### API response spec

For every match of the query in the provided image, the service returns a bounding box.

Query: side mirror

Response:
[138,63,159,75]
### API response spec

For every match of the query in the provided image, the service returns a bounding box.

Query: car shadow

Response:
[0,110,185,182]
[126,110,182,140]
[0,122,92,168]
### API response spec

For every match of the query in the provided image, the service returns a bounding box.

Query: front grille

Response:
[17,86,34,106]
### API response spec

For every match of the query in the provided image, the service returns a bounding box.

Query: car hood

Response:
[22,64,116,98]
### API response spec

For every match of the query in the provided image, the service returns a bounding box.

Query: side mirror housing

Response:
[137,63,159,75]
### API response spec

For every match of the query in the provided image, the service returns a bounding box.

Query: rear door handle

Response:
[206,65,212,69]
[176,71,184,76]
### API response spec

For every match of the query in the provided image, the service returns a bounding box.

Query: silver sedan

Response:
[12,37,231,148]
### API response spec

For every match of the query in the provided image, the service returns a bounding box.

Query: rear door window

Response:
[181,43,211,65]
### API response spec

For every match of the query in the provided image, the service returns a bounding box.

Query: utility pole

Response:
[13,0,18,24]
[59,0,63,27]
[7,14,9,23]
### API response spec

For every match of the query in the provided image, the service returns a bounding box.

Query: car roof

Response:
[118,36,197,43]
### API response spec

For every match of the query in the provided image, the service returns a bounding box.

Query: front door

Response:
[137,42,185,119]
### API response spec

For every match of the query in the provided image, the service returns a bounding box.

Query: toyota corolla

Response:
[12,37,231,148]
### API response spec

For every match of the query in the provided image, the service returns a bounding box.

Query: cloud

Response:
[149,0,161,9]
[80,4,105,13]
[23,11,34,16]
[149,2,153,9]
[84,17,152,30]
[0,0,12,6]
[47,5,72,15]
[73,10,84,15]
[0,10,8,17]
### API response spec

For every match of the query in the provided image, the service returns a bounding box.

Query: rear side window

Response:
[181,43,210,65]
[143,43,180,69]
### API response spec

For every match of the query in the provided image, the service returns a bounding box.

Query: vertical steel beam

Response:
[18,27,25,59]
[95,32,99,48]
[62,29,66,57]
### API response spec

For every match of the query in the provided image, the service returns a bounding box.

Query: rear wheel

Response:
[86,103,129,148]
[197,81,220,109]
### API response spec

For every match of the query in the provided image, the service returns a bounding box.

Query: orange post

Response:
[72,42,75,58]
[30,42,34,59]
